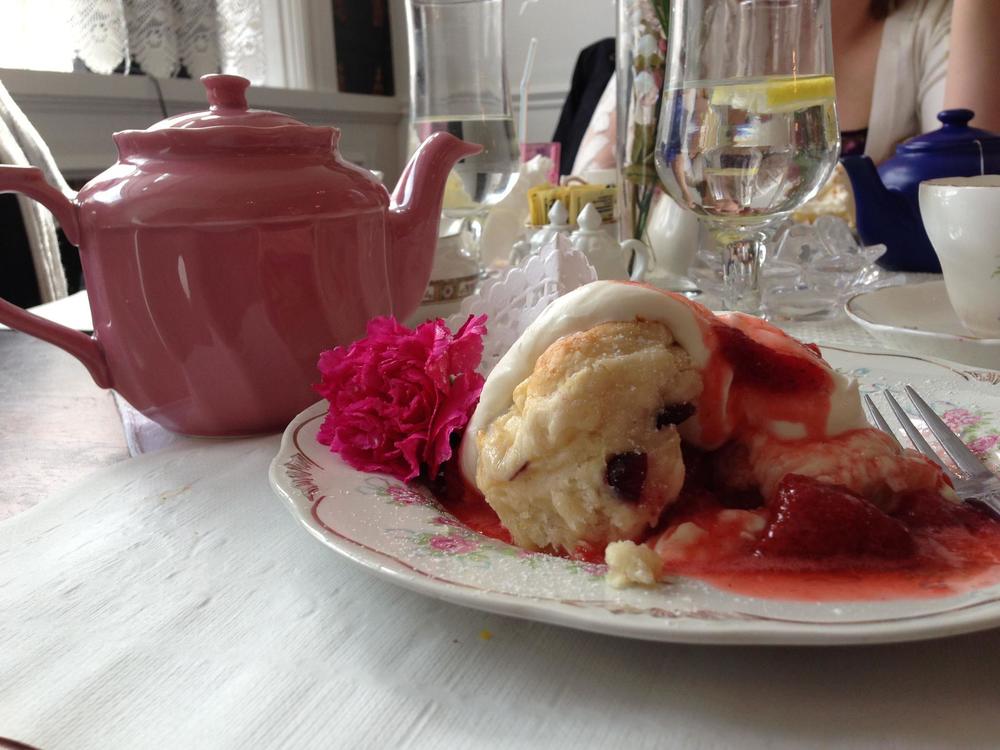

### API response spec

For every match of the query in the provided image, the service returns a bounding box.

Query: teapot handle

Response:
[0,166,111,388]
[621,239,655,282]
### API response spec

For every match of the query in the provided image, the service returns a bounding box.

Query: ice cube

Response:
[814,253,868,275]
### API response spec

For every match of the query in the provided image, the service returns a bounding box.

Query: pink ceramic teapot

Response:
[0,74,479,436]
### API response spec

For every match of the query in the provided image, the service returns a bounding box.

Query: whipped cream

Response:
[460,281,869,485]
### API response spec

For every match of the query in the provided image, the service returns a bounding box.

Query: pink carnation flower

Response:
[315,314,487,481]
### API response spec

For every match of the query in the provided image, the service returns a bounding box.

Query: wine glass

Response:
[655,0,840,312]
[405,0,520,267]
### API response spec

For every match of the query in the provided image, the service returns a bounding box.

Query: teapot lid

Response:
[897,109,1000,154]
[113,74,336,158]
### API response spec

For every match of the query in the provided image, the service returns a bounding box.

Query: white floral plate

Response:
[269,347,1000,645]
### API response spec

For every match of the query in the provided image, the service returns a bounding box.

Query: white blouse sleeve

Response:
[916,0,952,132]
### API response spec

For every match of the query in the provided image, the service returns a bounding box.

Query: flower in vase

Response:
[633,70,660,123]
[637,32,660,61]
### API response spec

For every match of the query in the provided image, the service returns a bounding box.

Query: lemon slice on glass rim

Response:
[710,75,836,114]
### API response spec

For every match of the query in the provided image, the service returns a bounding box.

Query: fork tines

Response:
[865,386,996,484]
[902,386,992,479]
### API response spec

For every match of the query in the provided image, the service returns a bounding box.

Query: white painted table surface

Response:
[5,435,1000,750]
[10,287,1000,749]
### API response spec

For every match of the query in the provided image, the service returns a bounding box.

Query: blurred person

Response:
[834,0,1000,163]
[572,0,1000,176]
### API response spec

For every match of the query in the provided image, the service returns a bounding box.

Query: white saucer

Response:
[846,281,1000,370]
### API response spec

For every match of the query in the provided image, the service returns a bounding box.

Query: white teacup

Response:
[919,176,1000,338]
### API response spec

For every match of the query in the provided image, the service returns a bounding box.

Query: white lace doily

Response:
[125,0,182,77]
[447,235,597,377]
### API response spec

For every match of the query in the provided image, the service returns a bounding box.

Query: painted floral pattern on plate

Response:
[847,366,1000,472]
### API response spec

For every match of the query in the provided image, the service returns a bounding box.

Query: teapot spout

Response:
[841,155,906,243]
[387,132,482,318]
[841,154,931,269]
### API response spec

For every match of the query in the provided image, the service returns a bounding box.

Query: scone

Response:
[460,280,957,576]
[476,320,702,555]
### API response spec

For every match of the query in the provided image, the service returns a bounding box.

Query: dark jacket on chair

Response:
[552,38,615,177]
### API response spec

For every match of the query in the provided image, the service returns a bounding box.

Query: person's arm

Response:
[944,0,1000,131]
[915,0,950,134]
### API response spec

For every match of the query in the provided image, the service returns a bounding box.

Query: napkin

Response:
[113,394,194,456]
[447,234,596,377]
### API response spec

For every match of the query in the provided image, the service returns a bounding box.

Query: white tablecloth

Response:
[8,299,1000,749]
[3,436,1000,750]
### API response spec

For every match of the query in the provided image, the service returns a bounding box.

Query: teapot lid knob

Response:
[202,74,250,111]
[938,109,975,128]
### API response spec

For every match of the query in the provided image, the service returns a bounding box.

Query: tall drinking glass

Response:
[655,0,840,312]
[406,0,519,262]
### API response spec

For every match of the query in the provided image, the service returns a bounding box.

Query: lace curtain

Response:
[0,0,267,84]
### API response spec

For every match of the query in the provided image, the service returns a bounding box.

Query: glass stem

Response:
[721,230,766,313]
[465,213,486,276]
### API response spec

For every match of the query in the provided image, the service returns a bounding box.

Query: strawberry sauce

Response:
[429,466,1000,602]
[427,464,512,544]
[678,478,1000,601]
[695,315,842,448]
[687,536,1000,602]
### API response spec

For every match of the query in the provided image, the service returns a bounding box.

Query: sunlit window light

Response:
[0,0,76,73]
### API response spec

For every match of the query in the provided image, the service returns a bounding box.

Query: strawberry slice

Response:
[713,324,829,394]
[757,474,915,559]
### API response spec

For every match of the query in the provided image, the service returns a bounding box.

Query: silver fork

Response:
[864,386,1000,517]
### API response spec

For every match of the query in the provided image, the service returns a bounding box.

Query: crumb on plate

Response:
[605,540,664,588]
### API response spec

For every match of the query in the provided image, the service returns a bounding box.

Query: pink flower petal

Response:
[423,371,486,477]
[396,432,427,481]
[315,313,487,481]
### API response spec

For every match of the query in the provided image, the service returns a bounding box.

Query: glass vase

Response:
[616,0,670,246]
[616,0,701,294]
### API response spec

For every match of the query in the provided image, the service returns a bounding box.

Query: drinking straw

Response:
[519,37,538,146]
